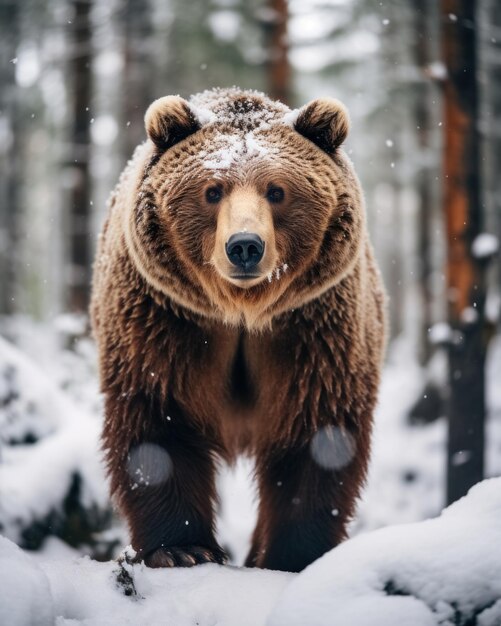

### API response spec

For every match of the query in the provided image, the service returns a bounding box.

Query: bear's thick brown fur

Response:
[90,87,387,573]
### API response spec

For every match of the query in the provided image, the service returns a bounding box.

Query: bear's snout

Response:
[225,232,265,274]
[211,186,278,287]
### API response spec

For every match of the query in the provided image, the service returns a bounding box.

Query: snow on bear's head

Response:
[125,87,365,329]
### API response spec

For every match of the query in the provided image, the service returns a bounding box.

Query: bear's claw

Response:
[144,545,228,568]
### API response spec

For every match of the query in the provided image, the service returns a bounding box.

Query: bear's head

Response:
[124,88,365,329]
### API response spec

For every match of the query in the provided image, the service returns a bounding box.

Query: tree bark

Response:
[67,0,93,313]
[414,2,434,365]
[482,0,501,297]
[0,0,20,315]
[441,0,488,504]
[264,0,291,105]
[381,9,406,340]
[121,0,154,160]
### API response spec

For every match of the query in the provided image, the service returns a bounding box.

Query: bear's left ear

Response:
[293,98,350,154]
[144,95,201,151]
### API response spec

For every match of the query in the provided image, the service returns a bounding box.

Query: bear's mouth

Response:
[230,273,261,280]
[223,270,268,290]
[224,261,289,288]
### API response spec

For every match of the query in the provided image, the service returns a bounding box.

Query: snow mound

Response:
[1,478,501,625]
[0,335,62,443]
[268,477,501,626]
[0,336,110,550]
[0,536,54,626]
[0,534,291,626]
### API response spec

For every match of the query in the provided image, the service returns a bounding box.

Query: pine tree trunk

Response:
[264,0,291,105]
[122,0,154,160]
[67,0,93,313]
[0,0,20,315]
[382,10,406,340]
[441,0,488,505]
[483,0,501,298]
[414,2,434,365]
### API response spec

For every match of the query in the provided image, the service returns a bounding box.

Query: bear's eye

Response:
[206,186,223,204]
[266,186,285,203]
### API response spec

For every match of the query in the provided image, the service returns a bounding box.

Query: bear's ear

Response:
[144,95,200,151]
[293,98,350,154]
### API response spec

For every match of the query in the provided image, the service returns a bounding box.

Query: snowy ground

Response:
[2,478,501,626]
[1,316,501,625]
[1,535,291,626]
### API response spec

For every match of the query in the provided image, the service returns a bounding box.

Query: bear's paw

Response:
[144,545,228,568]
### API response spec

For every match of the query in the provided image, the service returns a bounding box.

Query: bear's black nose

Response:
[225,233,265,269]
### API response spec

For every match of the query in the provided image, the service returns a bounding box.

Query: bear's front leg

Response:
[104,393,227,568]
[246,431,368,572]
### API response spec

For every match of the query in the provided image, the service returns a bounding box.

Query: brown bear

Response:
[90,87,387,573]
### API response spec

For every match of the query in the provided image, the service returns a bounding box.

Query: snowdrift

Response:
[0,335,111,553]
[269,477,501,626]
[1,477,501,626]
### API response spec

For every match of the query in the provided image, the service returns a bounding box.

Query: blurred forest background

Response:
[0,0,500,562]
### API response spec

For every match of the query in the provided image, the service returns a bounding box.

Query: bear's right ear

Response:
[293,97,350,155]
[144,96,200,151]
